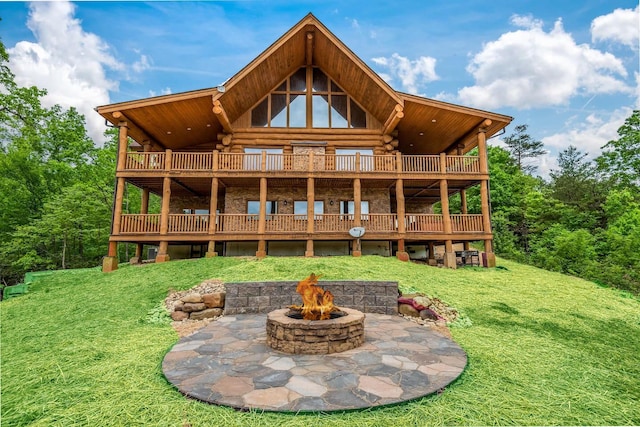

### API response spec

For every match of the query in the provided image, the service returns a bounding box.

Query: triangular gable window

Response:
[251,67,367,128]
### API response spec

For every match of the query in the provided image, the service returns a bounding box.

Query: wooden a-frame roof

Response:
[96,13,511,154]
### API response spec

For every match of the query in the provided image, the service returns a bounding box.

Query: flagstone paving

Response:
[162,314,467,412]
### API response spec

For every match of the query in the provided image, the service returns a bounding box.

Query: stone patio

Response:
[162,314,467,412]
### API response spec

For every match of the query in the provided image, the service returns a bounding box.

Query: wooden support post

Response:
[355,152,361,172]
[396,238,409,262]
[460,188,470,250]
[480,179,495,267]
[478,119,491,174]
[396,151,403,173]
[157,241,170,263]
[305,239,314,257]
[257,178,267,258]
[213,150,219,171]
[112,177,126,235]
[440,152,447,174]
[207,177,219,257]
[396,179,406,234]
[103,241,119,272]
[116,121,129,171]
[353,178,361,227]
[156,176,171,263]
[440,179,456,269]
[427,242,436,266]
[141,188,150,215]
[257,240,267,258]
[164,149,172,171]
[307,178,314,235]
[130,243,143,264]
[105,155,128,272]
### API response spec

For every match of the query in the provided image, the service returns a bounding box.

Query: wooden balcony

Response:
[122,151,481,176]
[117,213,487,236]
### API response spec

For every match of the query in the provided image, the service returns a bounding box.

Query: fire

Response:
[289,273,339,320]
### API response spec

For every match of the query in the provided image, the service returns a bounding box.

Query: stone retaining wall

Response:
[224,281,399,315]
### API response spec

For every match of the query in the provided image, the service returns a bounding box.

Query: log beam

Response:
[382,104,404,135]
[111,111,164,151]
[306,32,314,66]
[213,99,233,133]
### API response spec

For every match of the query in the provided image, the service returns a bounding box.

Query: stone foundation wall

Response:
[224,281,399,315]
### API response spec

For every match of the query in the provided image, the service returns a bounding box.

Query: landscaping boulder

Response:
[203,292,225,308]
[182,302,206,313]
[190,308,223,320]
[182,293,203,303]
[398,303,420,317]
[171,311,189,321]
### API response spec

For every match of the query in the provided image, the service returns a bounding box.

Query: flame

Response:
[289,273,339,320]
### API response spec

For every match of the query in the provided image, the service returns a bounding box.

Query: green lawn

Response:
[2,256,639,426]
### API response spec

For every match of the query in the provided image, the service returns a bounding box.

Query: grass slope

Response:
[1,256,639,426]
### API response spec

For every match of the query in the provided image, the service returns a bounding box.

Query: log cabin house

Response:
[97,14,512,272]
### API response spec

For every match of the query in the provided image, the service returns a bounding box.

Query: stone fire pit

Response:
[266,307,365,354]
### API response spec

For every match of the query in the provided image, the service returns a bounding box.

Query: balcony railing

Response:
[122,151,481,174]
[451,214,484,232]
[120,214,161,233]
[116,213,487,235]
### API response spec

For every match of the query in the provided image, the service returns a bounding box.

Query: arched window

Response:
[251,67,367,129]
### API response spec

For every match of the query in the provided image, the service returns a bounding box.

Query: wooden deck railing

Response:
[123,151,481,175]
[361,214,398,232]
[405,214,444,232]
[124,153,165,170]
[117,213,486,235]
[168,214,209,233]
[120,214,161,233]
[451,214,484,232]
[216,214,259,233]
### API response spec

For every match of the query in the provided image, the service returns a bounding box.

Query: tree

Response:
[597,110,640,190]
[503,124,546,174]
[550,145,608,230]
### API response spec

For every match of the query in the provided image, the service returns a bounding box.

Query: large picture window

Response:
[247,201,278,219]
[340,201,369,220]
[251,67,367,129]
[293,201,324,220]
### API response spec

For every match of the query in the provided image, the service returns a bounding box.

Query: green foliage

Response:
[597,110,640,190]
[2,257,639,426]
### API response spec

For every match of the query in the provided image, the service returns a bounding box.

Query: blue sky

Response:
[1,1,638,176]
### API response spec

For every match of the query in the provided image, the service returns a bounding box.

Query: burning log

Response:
[288,273,341,320]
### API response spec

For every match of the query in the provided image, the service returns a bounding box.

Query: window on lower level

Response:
[293,201,324,220]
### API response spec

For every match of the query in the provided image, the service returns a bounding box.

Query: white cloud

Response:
[132,54,151,73]
[510,14,544,29]
[371,53,439,94]
[542,108,631,158]
[351,19,360,30]
[591,6,640,48]
[7,1,123,144]
[149,87,172,97]
[458,16,630,110]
